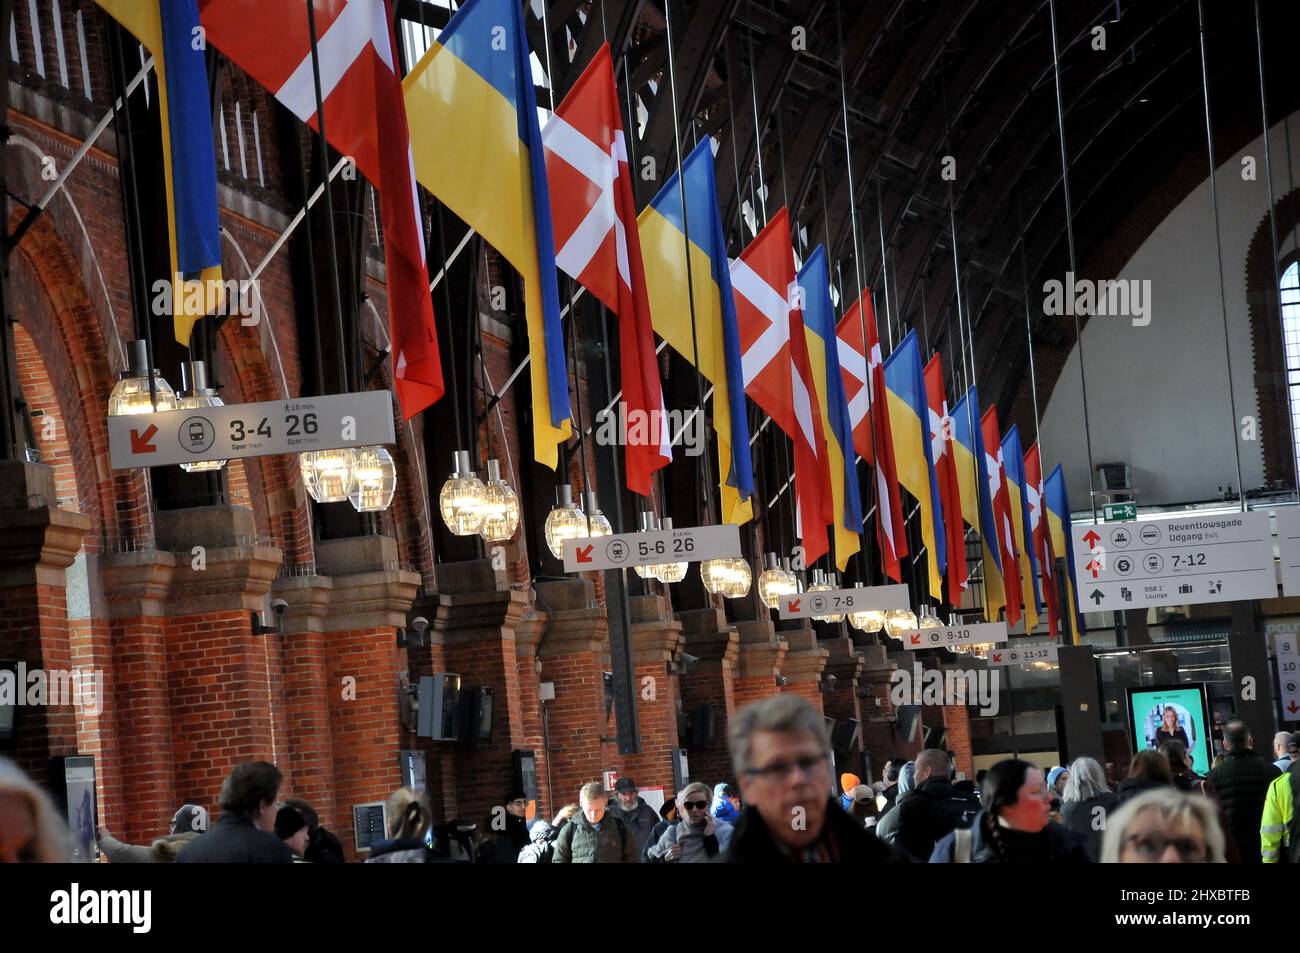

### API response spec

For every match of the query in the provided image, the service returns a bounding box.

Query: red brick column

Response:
[675,607,738,789]
[942,704,974,779]
[822,637,865,759]
[0,463,89,788]
[858,643,921,775]
[535,578,611,808]
[513,608,549,817]
[778,625,829,715]
[733,619,787,708]
[621,594,682,797]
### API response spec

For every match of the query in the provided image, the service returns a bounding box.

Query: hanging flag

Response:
[541,43,669,495]
[924,355,969,601]
[733,207,830,562]
[1001,426,1040,632]
[1024,442,1060,638]
[200,0,444,418]
[951,387,1004,621]
[982,406,1023,628]
[837,291,878,463]
[401,0,565,446]
[799,246,861,570]
[97,0,224,348]
[1045,463,1085,644]
[639,138,754,523]
[883,329,946,597]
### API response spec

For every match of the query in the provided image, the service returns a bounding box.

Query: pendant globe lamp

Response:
[757,554,798,610]
[478,459,521,542]
[348,445,397,512]
[583,490,613,539]
[633,511,663,580]
[175,360,224,472]
[543,484,587,559]
[438,450,487,535]
[655,517,688,583]
[108,340,178,417]
[847,581,887,634]
[300,446,358,503]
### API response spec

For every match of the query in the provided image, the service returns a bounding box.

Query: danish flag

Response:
[1024,442,1060,637]
[733,208,830,563]
[837,294,907,580]
[981,406,1023,627]
[199,0,443,418]
[923,354,968,600]
[541,43,670,495]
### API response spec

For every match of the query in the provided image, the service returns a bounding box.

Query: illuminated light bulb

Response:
[543,484,587,559]
[438,450,487,535]
[807,569,844,622]
[108,340,177,417]
[583,490,614,539]
[885,607,919,637]
[175,361,225,473]
[300,447,358,503]
[757,554,798,610]
[633,512,663,580]
[348,445,397,512]
[701,556,751,598]
[478,459,520,542]
[655,517,687,583]
[917,605,944,630]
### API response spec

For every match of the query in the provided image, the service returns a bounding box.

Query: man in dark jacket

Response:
[879,759,902,813]
[877,749,980,861]
[606,777,658,857]
[175,762,294,863]
[722,694,907,863]
[552,782,639,863]
[1207,720,1281,864]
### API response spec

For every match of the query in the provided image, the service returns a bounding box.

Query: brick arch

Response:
[366,361,434,578]
[7,211,147,550]
[13,323,78,510]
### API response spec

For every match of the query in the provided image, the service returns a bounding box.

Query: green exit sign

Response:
[1104,503,1137,522]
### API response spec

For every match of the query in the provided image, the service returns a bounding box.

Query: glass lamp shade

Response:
[348,446,397,512]
[848,608,887,633]
[175,391,225,472]
[654,515,686,583]
[700,557,735,595]
[300,447,358,503]
[107,372,177,416]
[544,486,587,559]
[757,561,798,610]
[439,451,487,535]
[478,461,520,541]
[722,558,753,598]
[917,607,944,630]
[885,607,919,637]
[582,493,613,538]
[807,572,844,622]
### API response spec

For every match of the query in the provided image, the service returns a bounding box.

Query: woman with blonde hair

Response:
[1101,787,1226,863]
[365,786,433,863]
[0,757,70,862]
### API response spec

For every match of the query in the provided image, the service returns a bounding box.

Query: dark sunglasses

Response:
[682,800,709,811]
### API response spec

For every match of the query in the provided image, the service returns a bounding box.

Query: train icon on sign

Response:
[810,595,828,613]
[178,416,215,454]
[605,539,629,564]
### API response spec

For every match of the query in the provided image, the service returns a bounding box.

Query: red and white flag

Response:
[199,0,444,418]
[541,43,670,496]
[1024,442,1059,637]
[732,208,830,563]
[982,406,1023,628]
[924,354,969,601]
[837,295,907,580]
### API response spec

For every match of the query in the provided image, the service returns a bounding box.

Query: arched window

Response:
[1285,260,1300,474]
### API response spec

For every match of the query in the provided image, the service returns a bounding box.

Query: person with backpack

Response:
[518,818,559,863]
[1261,739,1299,863]
[647,783,733,863]
[552,782,638,863]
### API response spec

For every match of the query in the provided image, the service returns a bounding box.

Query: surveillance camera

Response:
[271,599,288,616]
[411,616,429,633]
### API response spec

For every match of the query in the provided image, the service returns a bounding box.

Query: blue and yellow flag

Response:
[1001,426,1041,632]
[97,0,223,346]
[883,329,946,596]
[404,0,571,468]
[639,139,753,523]
[799,246,861,570]
[1045,463,1085,644]
[951,387,1004,621]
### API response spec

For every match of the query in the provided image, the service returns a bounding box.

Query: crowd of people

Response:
[1,697,1296,864]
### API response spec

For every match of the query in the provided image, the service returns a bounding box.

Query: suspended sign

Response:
[108,392,396,470]
[1275,627,1300,722]
[561,524,741,573]
[1275,508,1300,598]
[778,584,909,620]
[897,622,1009,651]
[986,643,1059,667]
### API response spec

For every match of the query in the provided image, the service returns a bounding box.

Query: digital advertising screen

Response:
[1125,683,1213,775]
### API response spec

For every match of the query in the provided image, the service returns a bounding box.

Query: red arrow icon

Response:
[992,653,1002,663]
[575,545,593,563]
[1083,529,1101,549]
[1288,701,1298,715]
[910,633,921,645]
[130,424,158,454]
[788,598,801,613]
[1086,558,1102,578]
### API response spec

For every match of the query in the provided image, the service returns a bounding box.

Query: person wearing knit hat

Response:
[839,773,861,811]
[1046,766,1070,814]
[275,805,310,861]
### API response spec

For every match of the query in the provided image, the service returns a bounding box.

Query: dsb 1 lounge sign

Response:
[108,391,397,469]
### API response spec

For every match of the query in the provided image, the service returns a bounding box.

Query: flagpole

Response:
[876,181,895,350]
[744,0,767,228]
[1016,190,1044,466]
[663,0,718,527]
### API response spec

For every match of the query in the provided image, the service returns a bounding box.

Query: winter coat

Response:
[647,816,733,863]
[711,797,742,828]
[365,836,457,863]
[518,822,559,863]
[551,813,638,863]
[1060,792,1119,861]
[606,797,659,856]
[877,777,980,862]
[1115,776,1169,805]
[642,819,672,863]
[930,812,1091,863]
[174,813,294,864]
[99,831,200,863]
[1207,748,1281,864]
[304,826,345,864]
[722,800,909,863]
[1261,762,1298,863]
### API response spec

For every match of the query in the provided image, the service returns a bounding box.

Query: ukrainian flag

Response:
[405,0,571,468]
[799,246,860,569]
[97,0,223,347]
[951,387,1004,621]
[1001,426,1041,632]
[638,139,754,523]
[883,330,946,597]
[1045,463,1085,644]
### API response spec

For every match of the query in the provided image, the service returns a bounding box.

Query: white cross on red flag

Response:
[541,43,670,496]
[199,0,444,419]
[732,208,830,564]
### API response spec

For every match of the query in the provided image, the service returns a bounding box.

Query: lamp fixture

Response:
[300,446,358,503]
[757,554,798,610]
[348,445,397,512]
[543,484,587,559]
[176,361,225,472]
[807,569,844,622]
[847,579,887,633]
[655,517,688,583]
[478,459,520,541]
[633,511,663,580]
[438,449,487,535]
[108,340,177,417]
[917,604,944,630]
[583,490,614,539]
[885,607,919,637]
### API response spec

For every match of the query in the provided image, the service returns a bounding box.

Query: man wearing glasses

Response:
[646,783,733,862]
[722,695,907,863]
